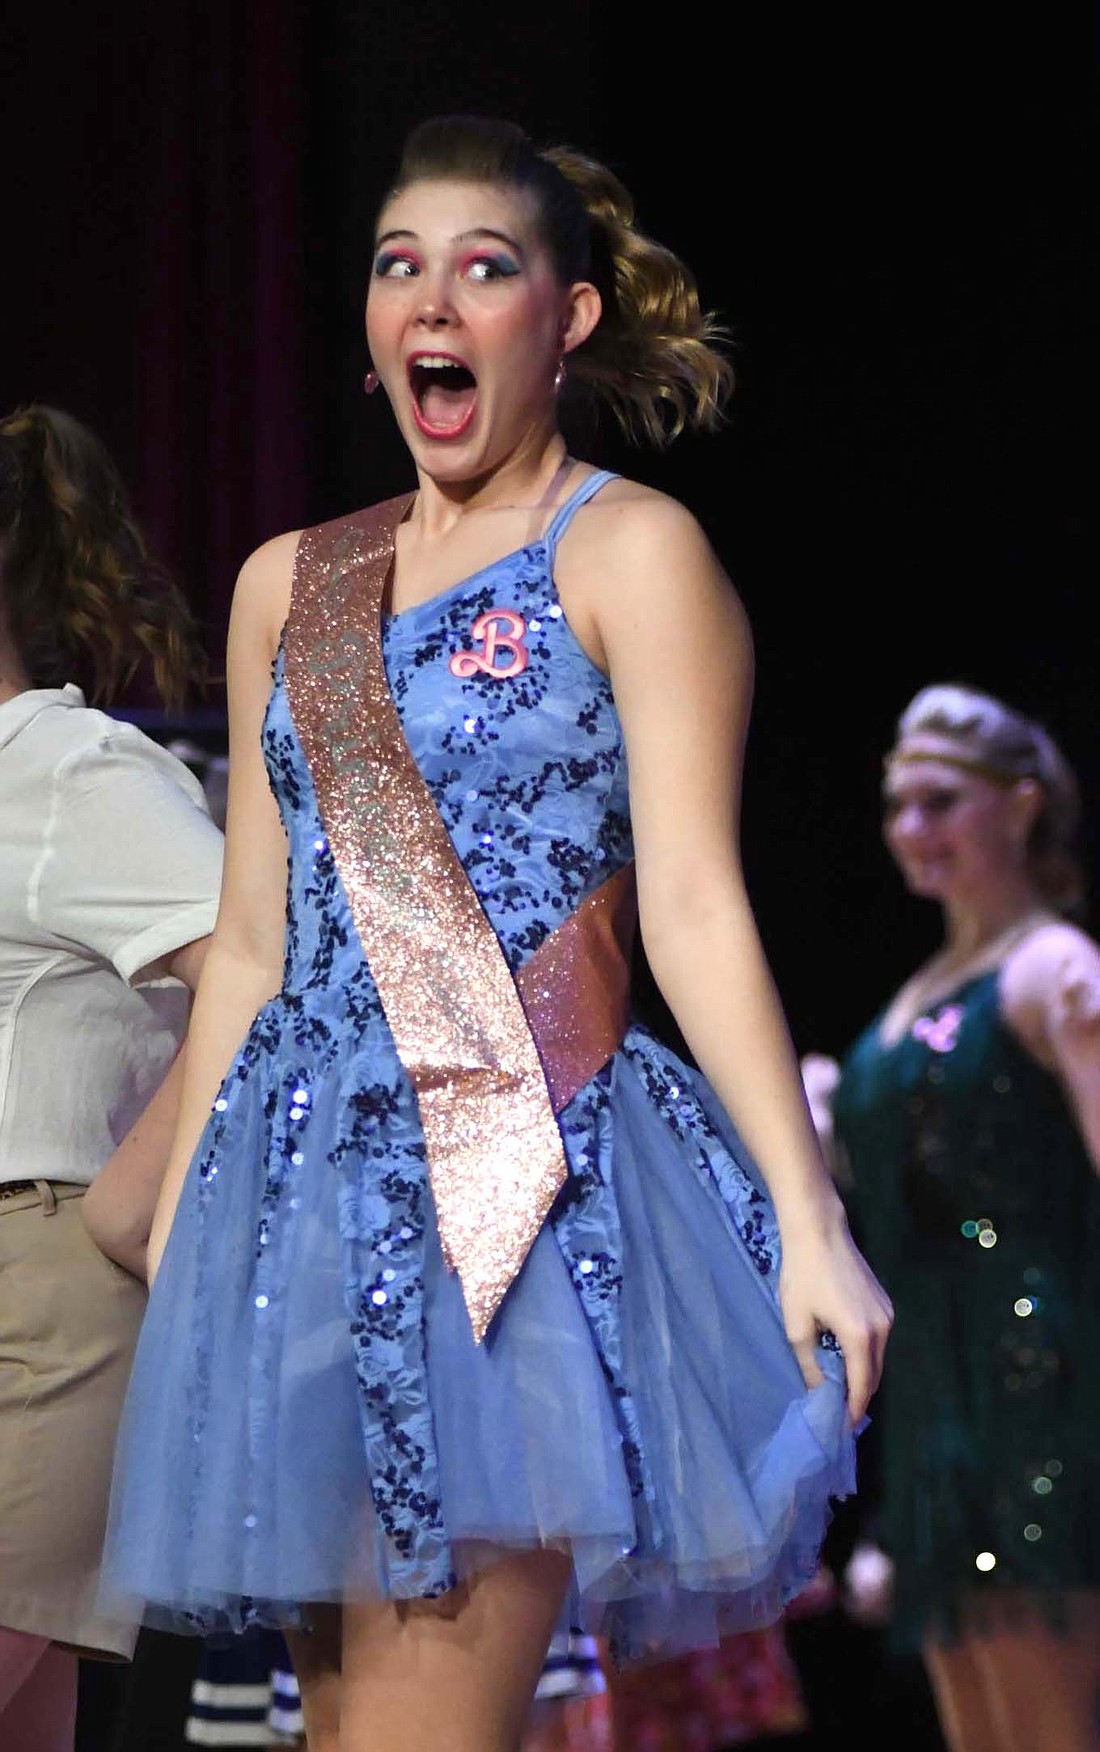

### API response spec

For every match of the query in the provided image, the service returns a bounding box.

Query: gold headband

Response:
[883,744,1021,788]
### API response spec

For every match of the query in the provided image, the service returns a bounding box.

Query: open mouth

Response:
[408,354,478,437]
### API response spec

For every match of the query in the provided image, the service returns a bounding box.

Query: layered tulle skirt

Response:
[101,1001,855,1663]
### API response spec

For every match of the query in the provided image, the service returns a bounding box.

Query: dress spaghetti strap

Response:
[543,469,618,558]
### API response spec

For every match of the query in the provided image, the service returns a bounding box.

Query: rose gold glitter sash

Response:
[284,498,636,1342]
[516,861,636,1111]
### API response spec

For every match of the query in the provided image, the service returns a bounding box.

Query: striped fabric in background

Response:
[184,1630,304,1747]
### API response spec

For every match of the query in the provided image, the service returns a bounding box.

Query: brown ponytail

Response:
[0,404,207,711]
[385,115,734,449]
[540,146,734,447]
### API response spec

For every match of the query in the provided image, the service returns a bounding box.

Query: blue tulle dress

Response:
[102,471,856,1662]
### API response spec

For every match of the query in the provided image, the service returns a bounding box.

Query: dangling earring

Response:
[553,359,566,394]
[363,370,379,395]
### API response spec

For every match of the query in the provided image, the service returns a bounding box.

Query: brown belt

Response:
[0,1179,85,1210]
[0,1179,37,1202]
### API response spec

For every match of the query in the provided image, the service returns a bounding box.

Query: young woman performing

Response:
[102,116,890,1752]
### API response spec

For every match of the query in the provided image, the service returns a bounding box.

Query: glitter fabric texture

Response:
[102,470,855,1658]
[833,966,1100,1648]
[286,496,585,1342]
[517,861,636,1111]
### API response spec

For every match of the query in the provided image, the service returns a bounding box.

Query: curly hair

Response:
[0,403,207,711]
[384,115,735,449]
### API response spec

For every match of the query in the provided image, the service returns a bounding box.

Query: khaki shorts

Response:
[0,1180,145,1659]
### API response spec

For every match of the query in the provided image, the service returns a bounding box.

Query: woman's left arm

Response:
[82,935,211,1278]
[1004,926,1100,1172]
[586,494,892,1424]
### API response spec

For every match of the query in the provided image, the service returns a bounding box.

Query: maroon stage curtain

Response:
[4,1,310,686]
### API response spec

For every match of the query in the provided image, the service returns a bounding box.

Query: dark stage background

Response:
[3,1,1096,1054]
[2,7,1096,1749]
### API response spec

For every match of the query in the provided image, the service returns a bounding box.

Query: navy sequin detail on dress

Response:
[103,472,855,1662]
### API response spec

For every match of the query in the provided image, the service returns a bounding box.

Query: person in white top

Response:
[0,403,224,1752]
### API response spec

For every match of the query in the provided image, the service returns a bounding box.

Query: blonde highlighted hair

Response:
[0,403,207,711]
[892,683,1085,919]
[383,115,734,449]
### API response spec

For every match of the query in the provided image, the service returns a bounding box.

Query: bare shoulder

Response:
[1003,919,1100,1029]
[1006,920,1100,985]
[229,528,304,651]
[575,476,722,571]
[560,473,745,635]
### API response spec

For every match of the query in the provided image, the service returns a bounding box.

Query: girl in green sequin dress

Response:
[804,684,1100,1752]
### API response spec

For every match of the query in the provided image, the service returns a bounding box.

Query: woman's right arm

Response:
[146,531,300,1283]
